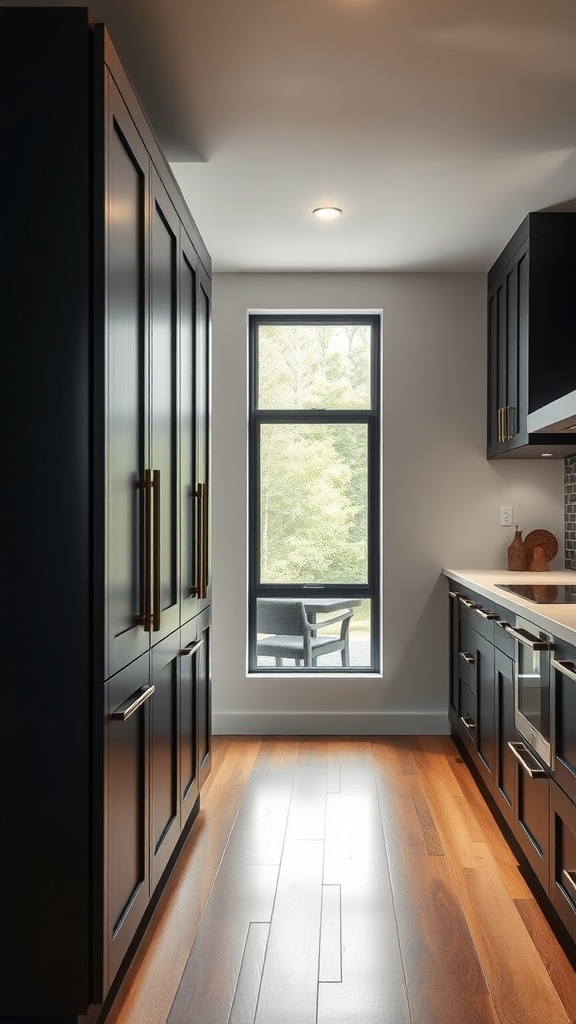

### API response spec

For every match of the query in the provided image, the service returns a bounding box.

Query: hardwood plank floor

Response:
[105,736,576,1024]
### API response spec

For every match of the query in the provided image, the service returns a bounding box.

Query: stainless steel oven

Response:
[506,616,554,766]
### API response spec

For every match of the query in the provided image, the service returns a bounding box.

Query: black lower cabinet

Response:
[150,632,182,890]
[510,741,550,891]
[550,780,576,944]
[493,649,515,829]
[180,609,211,823]
[105,655,153,992]
[103,617,209,1002]
[475,632,496,792]
[196,609,212,788]
[446,581,569,953]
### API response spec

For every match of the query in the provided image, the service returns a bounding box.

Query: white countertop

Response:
[442,567,576,645]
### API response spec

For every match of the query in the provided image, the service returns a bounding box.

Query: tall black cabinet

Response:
[0,8,211,1022]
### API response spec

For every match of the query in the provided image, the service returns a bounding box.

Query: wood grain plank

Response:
[372,739,500,1024]
[168,863,278,1024]
[463,865,570,1024]
[318,742,411,1024]
[319,884,342,982]
[415,738,570,1024]
[166,742,302,1023]
[445,743,533,901]
[514,897,576,1022]
[106,737,262,1024]
[283,738,329,841]
[227,922,269,1024]
[254,839,324,1024]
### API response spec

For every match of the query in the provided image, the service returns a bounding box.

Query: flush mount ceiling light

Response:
[312,206,342,220]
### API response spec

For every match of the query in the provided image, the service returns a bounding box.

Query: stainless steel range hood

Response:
[527,388,576,434]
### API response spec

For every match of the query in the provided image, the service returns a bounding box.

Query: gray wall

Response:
[211,272,564,734]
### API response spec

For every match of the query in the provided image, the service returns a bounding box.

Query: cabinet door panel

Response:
[197,608,212,786]
[494,650,515,828]
[105,654,152,988]
[476,632,495,791]
[514,745,550,892]
[150,630,181,888]
[196,269,211,610]
[448,589,460,716]
[458,621,477,693]
[105,78,150,678]
[550,780,576,944]
[180,230,199,623]
[150,171,180,640]
[180,616,201,825]
[552,651,576,805]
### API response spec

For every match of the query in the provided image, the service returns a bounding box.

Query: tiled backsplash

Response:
[565,455,576,568]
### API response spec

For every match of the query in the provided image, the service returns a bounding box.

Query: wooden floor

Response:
[105,736,576,1024]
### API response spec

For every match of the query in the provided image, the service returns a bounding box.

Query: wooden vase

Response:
[529,545,548,572]
[507,528,528,571]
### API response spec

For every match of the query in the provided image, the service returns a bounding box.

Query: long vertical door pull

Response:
[152,469,161,630]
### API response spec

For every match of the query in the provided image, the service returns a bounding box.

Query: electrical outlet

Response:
[500,505,513,527]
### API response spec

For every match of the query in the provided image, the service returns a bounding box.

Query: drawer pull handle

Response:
[505,627,553,651]
[496,619,512,631]
[180,639,204,658]
[562,869,576,897]
[476,608,498,620]
[458,597,476,609]
[551,660,576,683]
[448,590,460,599]
[111,685,155,722]
[460,715,475,731]
[459,651,475,665]
[507,741,546,779]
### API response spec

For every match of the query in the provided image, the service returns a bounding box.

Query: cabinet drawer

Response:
[470,604,497,643]
[458,594,478,630]
[458,680,477,752]
[458,622,477,693]
[552,654,576,805]
[512,740,550,893]
[493,616,515,659]
[550,779,576,945]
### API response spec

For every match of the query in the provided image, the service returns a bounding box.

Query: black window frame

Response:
[248,312,381,673]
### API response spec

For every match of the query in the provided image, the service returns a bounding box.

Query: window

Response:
[248,314,381,672]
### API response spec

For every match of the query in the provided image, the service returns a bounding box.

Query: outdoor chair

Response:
[256,599,353,667]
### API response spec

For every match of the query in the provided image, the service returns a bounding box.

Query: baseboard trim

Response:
[212,711,450,735]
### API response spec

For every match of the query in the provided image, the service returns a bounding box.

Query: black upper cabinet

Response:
[487,212,576,459]
[0,8,211,1021]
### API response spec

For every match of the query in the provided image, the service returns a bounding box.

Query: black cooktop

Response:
[496,583,576,604]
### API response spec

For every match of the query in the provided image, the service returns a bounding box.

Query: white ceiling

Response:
[14,0,576,271]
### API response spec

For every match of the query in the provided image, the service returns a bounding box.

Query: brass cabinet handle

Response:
[460,715,475,731]
[459,651,475,665]
[507,741,546,778]
[192,482,207,599]
[111,684,155,721]
[141,468,153,631]
[152,469,161,631]
[551,659,576,683]
[562,869,576,897]
[475,608,498,620]
[458,596,476,609]
[504,626,553,651]
[180,638,204,657]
